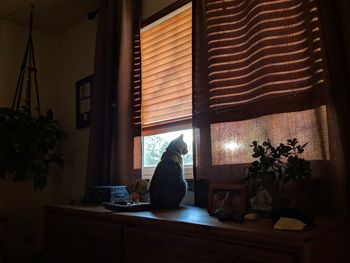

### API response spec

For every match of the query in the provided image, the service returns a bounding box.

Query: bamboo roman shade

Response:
[140,3,192,134]
[205,0,326,121]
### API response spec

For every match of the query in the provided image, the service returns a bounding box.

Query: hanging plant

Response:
[0,5,67,190]
[0,106,67,190]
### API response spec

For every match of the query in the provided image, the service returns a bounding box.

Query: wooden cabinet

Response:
[124,226,296,263]
[44,205,347,263]
[45,208,123,263]
[0,217,7,263]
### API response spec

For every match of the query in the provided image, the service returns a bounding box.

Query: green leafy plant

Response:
[0,106,67,190]
[245,138,311,195]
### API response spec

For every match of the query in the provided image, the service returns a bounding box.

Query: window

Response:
[193,0,328,167]
[139,2,193,178]
[142,129,193,179]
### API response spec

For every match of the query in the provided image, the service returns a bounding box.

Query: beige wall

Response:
[0,19,60,258]
[0,0,178,258]
[55,18,96,203]
[0,18,96,259]
[0,20,59,111]
[142,0,177,20]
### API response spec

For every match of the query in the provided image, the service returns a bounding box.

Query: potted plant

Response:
[0,106,67,190]
[245,138,311,212]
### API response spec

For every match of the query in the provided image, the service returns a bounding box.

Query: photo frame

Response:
[207,184,247,216]
[76,75,93,129]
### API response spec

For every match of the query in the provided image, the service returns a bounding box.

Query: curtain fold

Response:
[86,0,141,188]
[317,0,350,213]
[192,0,211,207]
[193,0,348,214]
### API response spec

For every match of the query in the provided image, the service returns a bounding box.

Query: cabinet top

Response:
[45,204,345,247]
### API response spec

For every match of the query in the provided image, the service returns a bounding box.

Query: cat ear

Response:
[178,134,184,140]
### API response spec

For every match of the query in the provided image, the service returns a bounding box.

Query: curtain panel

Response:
[86,0,141,188]
[317,0,350,213]
[194,0,327,124]
[193,0,348,214]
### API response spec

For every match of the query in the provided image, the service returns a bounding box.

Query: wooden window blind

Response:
[205,0,326,120]
[133,31,142,136]
[141,3,192,135]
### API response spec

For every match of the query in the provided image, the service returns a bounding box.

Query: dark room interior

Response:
[0,0,350,262]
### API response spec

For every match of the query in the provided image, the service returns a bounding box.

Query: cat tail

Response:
[102,202,151,212]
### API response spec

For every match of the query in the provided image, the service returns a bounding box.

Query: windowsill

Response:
[142,165,194,191]
[142,165,193,180]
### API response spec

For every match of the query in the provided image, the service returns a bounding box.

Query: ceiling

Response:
[0,0,99,35]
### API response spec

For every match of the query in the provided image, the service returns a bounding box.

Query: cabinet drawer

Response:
[124,226,296,263]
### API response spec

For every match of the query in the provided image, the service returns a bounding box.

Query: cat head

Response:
[166,134,188,155]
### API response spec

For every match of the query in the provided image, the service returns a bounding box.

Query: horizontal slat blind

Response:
[141,3,192,133]
[206,0,326,115]
[133,31,142,136]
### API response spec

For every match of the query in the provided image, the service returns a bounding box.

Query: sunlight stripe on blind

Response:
[205,0,326,112]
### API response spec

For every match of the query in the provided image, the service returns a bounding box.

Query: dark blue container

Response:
[88,185,129,204]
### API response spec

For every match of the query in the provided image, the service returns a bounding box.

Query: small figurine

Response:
[127,178,149,204]
[214,206,244,223]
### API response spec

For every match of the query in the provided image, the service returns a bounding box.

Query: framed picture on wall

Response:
[76,75,93,129]
[207,184,247,216]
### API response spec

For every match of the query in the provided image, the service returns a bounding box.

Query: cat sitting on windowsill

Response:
[103,134,188,212]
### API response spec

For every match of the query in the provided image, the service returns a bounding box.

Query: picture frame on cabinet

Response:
[207,184,247,216]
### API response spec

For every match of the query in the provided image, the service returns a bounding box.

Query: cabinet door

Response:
[0,219,7,263]
[124,226,297,263]
[45,212,122,263]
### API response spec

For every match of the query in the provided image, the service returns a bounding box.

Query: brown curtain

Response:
[86,0,141,187]
[193,0,348,214]
[318,0,350,213]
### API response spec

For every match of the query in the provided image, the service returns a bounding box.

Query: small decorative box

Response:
[88,185,129,204]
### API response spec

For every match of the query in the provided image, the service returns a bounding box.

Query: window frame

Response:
[140,0,194,180]
[141,0,192,28]
[143,164,194,180]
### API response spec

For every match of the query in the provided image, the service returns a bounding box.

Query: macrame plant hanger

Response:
[11,4,41,115]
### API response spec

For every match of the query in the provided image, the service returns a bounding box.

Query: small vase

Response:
[249,187,273,211]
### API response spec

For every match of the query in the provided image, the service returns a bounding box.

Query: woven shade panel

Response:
[205,0,326,117]
[211,106,329,165]
[141,4,192,134]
